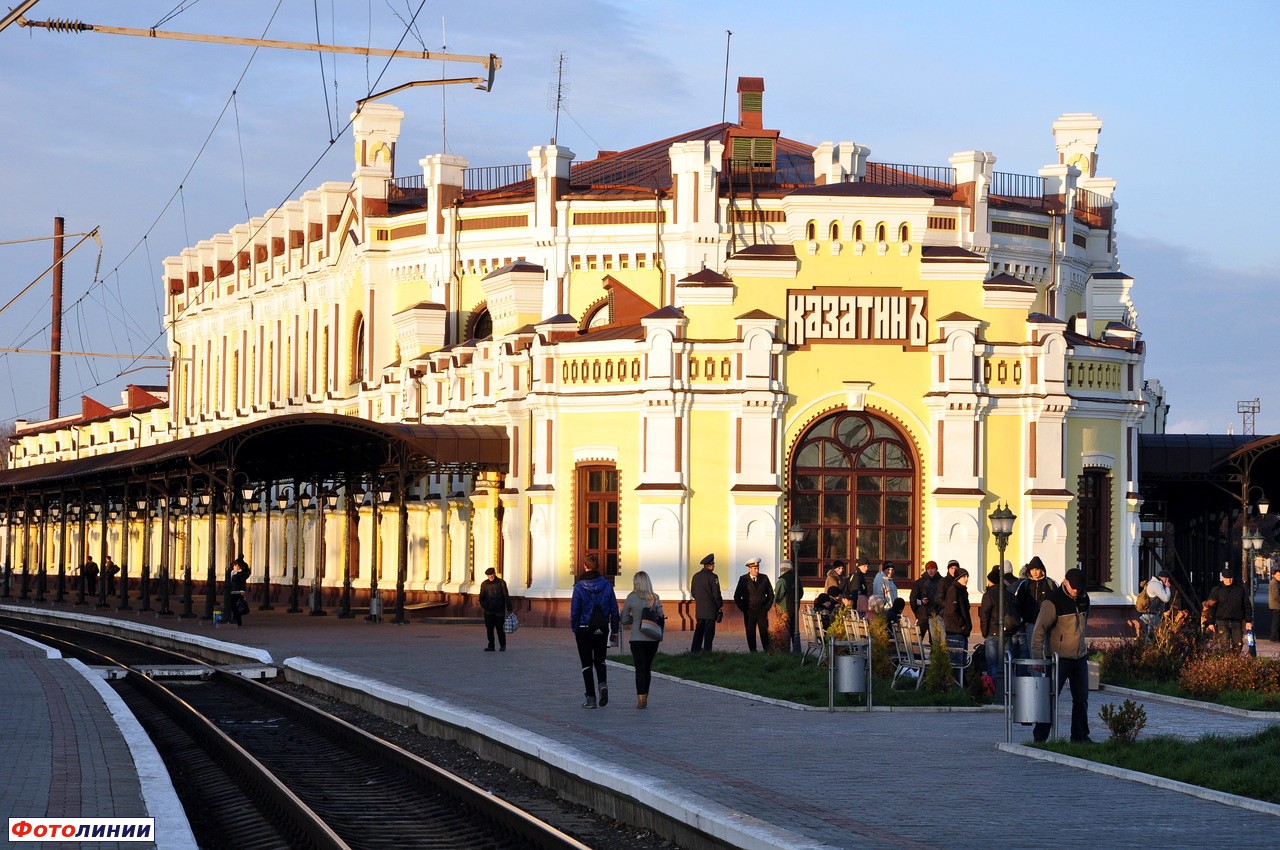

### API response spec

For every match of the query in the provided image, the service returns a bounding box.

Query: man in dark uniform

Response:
[690,553,723,652]
[1208,566,1253,651]
[733,557,774,652]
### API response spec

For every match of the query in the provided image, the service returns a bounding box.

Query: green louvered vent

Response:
[731,137,775,169]
[740,91,763,113]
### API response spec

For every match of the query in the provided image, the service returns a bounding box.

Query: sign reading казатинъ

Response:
[786,289,927,349]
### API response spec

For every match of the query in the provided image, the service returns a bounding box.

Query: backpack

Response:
[588,603,609,635]
[1135,584,1151,614]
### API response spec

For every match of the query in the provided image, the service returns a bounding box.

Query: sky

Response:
[0,0,1277,433]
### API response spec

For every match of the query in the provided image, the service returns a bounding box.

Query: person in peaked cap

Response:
[1207,565,1253,651]
[479,566,513,651]
[733,557,774,652]
[690,554,723,652]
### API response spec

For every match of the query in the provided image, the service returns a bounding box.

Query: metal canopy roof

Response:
[0,414,509,495]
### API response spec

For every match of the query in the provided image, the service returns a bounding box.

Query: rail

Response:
[862,162,956,191]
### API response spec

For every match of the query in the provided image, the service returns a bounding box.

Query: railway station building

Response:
[1,78,1149,624]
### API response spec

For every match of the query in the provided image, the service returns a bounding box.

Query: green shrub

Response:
[867,610,894,679]
[1099,699,1147,744]
[923,619,955,693]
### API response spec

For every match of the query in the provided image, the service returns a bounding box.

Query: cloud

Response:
[1122,234,1278,435]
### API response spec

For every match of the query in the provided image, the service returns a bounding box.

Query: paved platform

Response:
[3,597,1279,849]
[0,626,195,849]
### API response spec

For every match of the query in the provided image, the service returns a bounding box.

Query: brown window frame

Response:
[577,464,620,579]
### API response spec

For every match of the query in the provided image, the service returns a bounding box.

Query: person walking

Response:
[1031,567,1092,743]
[227,557,251,627]
[479,566,513,652]
[690,553,722,652]
[619,570,664,708]
[571,554,619,708]
[1269,566,1280,643]
[1207,566,1253,651]
[733,557,774,652]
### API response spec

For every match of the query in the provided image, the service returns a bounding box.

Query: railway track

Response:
[2,617,591,850]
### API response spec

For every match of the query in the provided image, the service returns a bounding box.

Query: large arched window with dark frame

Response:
[789,410,917,584]
[577,464,619,579]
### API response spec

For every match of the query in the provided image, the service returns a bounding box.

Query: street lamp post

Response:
[178,490,195,618]
[53,502,66,604]
[156,496,173,615]
[135,496,152,612]
[788,523,805,654]
[338,485,357,619]
[17,504,29,600]
[34,505,47,603]
[310,486,335,616]
[989,502,1017,688]
[0,507,10,600]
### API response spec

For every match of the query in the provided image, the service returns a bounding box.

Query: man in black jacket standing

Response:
[734,557,774,652]
[479,567,513,652]
[910,560,943,640]
[1015,557,1056,658]
[1208,566,1253,651]
[690,554,722,652]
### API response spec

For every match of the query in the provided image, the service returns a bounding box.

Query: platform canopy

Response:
[0,413,509,501]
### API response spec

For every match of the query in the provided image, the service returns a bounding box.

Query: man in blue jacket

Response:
[571,554,620,708]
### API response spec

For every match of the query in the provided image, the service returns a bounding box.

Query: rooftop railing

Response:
[464,164,530,192]
[863,162,956,191]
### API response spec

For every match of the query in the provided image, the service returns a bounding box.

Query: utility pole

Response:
[49,217,63,420]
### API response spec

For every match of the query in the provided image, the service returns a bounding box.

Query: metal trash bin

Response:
[1006,656,1057,742]
[368,592,383,620]
[834,653,866,693]
[828,638,872,711]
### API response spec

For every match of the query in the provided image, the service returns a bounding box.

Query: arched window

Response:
[789,410,916,583]
[853,221,864,242]
[465,306,493,341]
[898,223,910,243]
[829,222,840,242]
[876,222,887,243]
[806,220,817,241]
[352,312,366,383]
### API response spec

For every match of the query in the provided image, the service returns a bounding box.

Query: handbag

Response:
[639,605,665,640]
[503,612,519,634]
[234,594,249,616]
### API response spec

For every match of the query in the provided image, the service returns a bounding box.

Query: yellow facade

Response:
[6,88,1149,616]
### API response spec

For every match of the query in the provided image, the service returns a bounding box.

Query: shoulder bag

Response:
[639,602,665,640]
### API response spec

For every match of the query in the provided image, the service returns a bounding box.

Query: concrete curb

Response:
[606,660,1003,713]
[286,656,836,850]
[1100,684,1280,720]
[996,742,1280,818]
[0,604,274,664]
[65,657,200,848]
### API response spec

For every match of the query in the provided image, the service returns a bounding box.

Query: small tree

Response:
[923,620,955,693]
[867,610,894,678]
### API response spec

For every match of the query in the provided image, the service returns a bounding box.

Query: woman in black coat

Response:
[941,568,972,652]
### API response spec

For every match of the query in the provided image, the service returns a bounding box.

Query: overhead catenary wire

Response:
[4,1,438,423]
